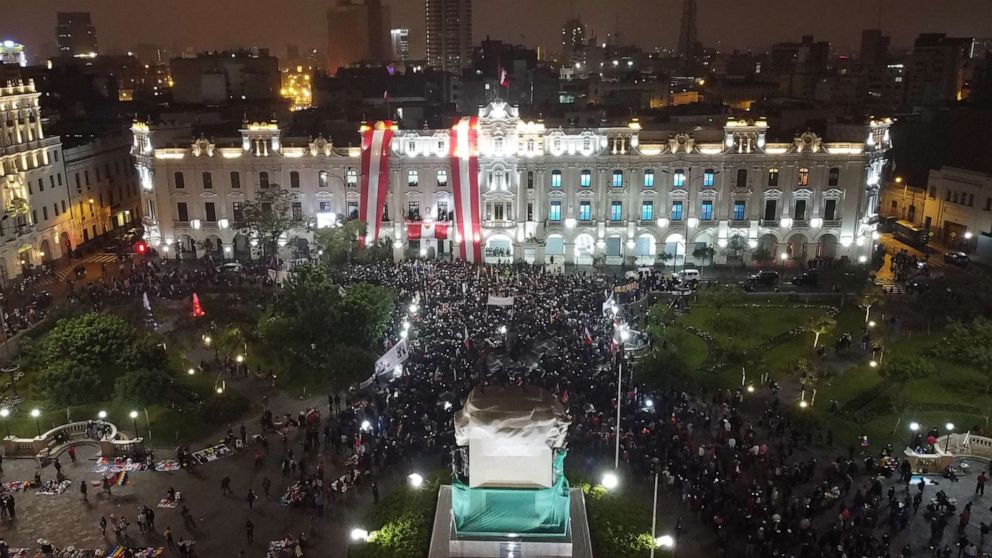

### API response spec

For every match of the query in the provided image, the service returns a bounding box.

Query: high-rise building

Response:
[326,0,392,75]
[0,41,27,67]
[860,29,891,68]
[391,28,410,61]
[56,12,98,57]
[561,18,586,68]
[906,33,973,105]
[677,0,698,58]
[426,0,473,73]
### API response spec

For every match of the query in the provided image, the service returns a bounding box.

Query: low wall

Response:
[2,419,143,461]
[904,433,992,474]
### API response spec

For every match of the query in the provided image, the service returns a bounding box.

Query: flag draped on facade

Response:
[449,116,483,263]
[358,121,395,247]
[406,222,449,240]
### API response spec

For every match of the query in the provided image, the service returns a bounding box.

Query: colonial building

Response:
[133,101,890,266]
[0,79,73,281]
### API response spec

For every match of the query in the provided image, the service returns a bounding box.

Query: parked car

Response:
[943,251,970,267]
[906,276,930,293]
[791,270,820,287]
[216,262,243,273]
[678,269,702,283]
[747,270,780,286]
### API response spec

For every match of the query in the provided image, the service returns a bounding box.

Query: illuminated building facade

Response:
[134,101,889,266]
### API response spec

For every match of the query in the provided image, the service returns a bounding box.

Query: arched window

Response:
[202,172,212,189]
[828,167,840,186]
[290,171,300,188]
[346,169,358,186]
[318,171,328,187]
[580,170,592,188]
[703,169,715,187]
[550,170,562,189]
[736,169,747,189]
[230,172,241,188]
[612,170,624,188]
[408,170,419,187]
[672,170,686,188]
[798,168,810,186]
[436,170,448,185]
[643,170,655,188]
[259,172,269,189]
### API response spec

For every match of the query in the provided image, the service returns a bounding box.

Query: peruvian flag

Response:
[499,66,509,87]
[358,121,395,247]
[450,117,483,263]
[406,222,449,241]
[463,324,471,350]
[583,327,593,346]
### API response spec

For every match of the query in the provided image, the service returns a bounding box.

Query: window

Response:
[61,200,66,212]
[985,198,992,211]
[290,171,300,188]
[526,139,535,152]
[794,199,807,221]
[85,170,90,185]
[610,202,623,222]
[437,170,448,185]
[768,168,779,187]
[640,201,654,221]
[797,167,809,186]
[31,210,37,225]
[945,190,952,201]
[673,170,686,188]
[579,202,591,221]
[437,201,448,220]
[764,200,777,220]
[231,172,241,188]
[259,172,269,189]
[968,193,975,207]
[205,202,217,222]
[549,201,562,222]
[53,204,59,217]
[527,171,534,189]
[828,167,839,186]
[732,201,746,221]
[346,169,358,186]
[348,201,359,219]
[314,171,326,188]
[174,172,185,189]
[177,202,189,222]
[580,170,592,188]
[38,178,44,192]
[643,170,655,188]
[292,202,303,220]
[612,170,623,188]
[494,137,504,152]
[527,202,534,221]
[42,207,48,221]
[736,169,748,189]
[700,201,713,221]
[57,174,62,186]
[824,199,837,220]
[407,202,420,220]
[408,170,419,187]
[671,201,684,221]
[547,169,561,189]
[703,169,715,187]
[233,202,244,222]
[202,172,213,189]
[319,201,332,213]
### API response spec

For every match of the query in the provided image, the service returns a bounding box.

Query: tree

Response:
[933,318,992,392]
[114,369,167,406]
[235,185,304,257]
[657,251,673,272]
[860,284,883,323]
[337,283,395,349]
[692,245,716,268]
[39,361,103,406]
[645,301,678,343]
[315,220,367,266]
[791,358,823,404]
[751,245,772,264]
[808,314,837,348]
[880,355,935,415]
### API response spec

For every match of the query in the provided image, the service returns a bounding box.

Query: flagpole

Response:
[615,360,622,469]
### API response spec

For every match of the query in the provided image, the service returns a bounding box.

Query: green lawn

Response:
[678,305,821,350]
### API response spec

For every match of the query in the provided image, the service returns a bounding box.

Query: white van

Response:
[678,269,701,282]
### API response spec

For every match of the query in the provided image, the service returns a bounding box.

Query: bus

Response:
[892,220,930,247]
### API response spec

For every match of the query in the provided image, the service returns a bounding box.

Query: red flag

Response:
[562,390,570,404]
[583,327,593,346]
[499,66,509,87]
[192,293,205,318]
[610,337,619,353]
[463,324,471,350]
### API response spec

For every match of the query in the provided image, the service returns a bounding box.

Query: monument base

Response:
[428,485,594,558]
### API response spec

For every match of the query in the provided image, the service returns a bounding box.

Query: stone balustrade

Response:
[903,433,992,474]
[2,419,144,463]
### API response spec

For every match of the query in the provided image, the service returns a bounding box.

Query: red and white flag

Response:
[499,66,509,87]
[449,117,483,263]
[358,121,395,246]
[463,324,471,349]
[406,222,449,240]
[583,327,593,346]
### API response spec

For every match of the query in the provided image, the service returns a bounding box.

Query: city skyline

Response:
[1,0,990,63]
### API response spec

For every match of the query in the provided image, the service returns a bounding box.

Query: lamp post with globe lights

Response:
[30,408,40,436]
[129,410,139,438]
[601,472,619,491]
[0,408,9,437]
[944,423,955,452]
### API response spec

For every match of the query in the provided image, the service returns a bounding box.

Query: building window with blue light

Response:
[579,201,591,221]
[703,169,715,187]
[610,201,623,221]
[700,200,713,221]
[551,170,562,189]
[733,200,746,220]
[673,170,686,188]
[549,201,562,222]
[580,170,592,188]
[671,201,684,221]
[640,201,654,221]
[643,170,655,188]
[612,170,623,188]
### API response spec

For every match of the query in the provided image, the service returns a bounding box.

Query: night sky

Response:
[2,0,990,62]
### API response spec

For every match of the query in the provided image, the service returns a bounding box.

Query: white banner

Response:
[268,269,291,285]
[487,296,515,306]
[374,338,409,376]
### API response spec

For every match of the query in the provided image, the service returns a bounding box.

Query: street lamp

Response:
[202,334,212,346]
[350,528,370,542]
[129,410,139,437]
[869,360,878,368]
[235,354,244,363]
[945,422,955,452]
[499,325,507,335]
[360,419,372,432]
[98,410,107,420]
[868,320,876,328]
[0,408,9,437]
[30,408,40,437]
[601,472,619,491]
[656,535,675,550]
[909,422,920,432]
[188,367,196,375]
[408,473,424,488]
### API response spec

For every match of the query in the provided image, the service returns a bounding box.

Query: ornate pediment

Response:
[309,136,333,157]
[669,189,689,200]
[191,137,214,157]
[668,133,695,154]
[697,189,717,200]
[793,132,822,153]
[822,188,843,199]
[764,188,783,199]
[793,188,814,199]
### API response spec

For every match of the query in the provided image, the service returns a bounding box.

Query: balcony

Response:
[483,220,515,229]
[730,220,749,227]
[822,219,842,228]
[792,220,810,229]
[759,219,778,227]
[173,220,190,228]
